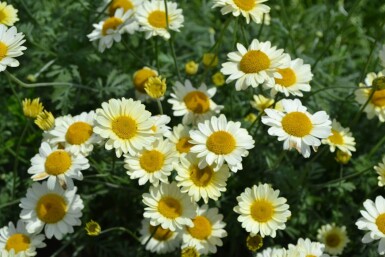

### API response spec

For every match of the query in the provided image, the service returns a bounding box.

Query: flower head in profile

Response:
[0,2,19,26]
[22,98,44,118]
[133,66,158,100]
[321,119,356,155]
[250,94,283,112]
[287,238,328,257]
[317,223,349,255]
[212,0,270,24]
[0,25,26,72]
[375,156,385,187]
[262,98,331,158]
[221,39,289,91]
[34,111,55,131]
[256,247,286,257]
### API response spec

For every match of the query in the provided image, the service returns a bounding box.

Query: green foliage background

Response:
[1,0,385,256]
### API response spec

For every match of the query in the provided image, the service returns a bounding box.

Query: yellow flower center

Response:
[148,10,168,28]
[0,41,8,61]
[158,196,182,219]
[240,50,270,74]
[45,150,72,175]
[133,68,157,93]
[149,225,174,241]
[5,234,31,253]
[139,150,165,173]
[65,121,93,145]
[176,137,193,153]
[36,194,67,224]
[111,115,137,140]
[102,17,123,35]
[183,91,210,114]
[246,234,263,252]
[275,68,297,87]
[328,129,344,145]
[109,0,134,16]
[281,112,313,137]
[250,199,274,223]
[181,247,200,257]
[187,216,212,240]
[371,89,385,107]
[233,0,256,11]
[376,213,385,234]
[306,255,317,257]
[189,165,213,187]
[206,131,236,155]
[325,232,341,247]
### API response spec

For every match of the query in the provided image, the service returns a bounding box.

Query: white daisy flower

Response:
[356,195,385,255]
[150,115,171,138]
[0,25,26,72]
[380,44,385,69]
[139,218,181,254]
[0,220,46,257]
[93,97,155,158]
[212,0,270,24]
[375,156,385,187]
[355,71,385,122]
[136,0,184,40]
[221,39,289,91]
[181,205,227,255]
[233,183,291,238]
[175,155,230,203]
[256,247,287,257]
[189,114,255,172]
[0,2,19,26]
[167,124,193,161]
[103,0,142,34]
[142,181,197,231]
[317,223,349,255]
[250,94,283,112]
[87,8,135,52]
[27,142,89,190]
[124,138,178,186]
[133,66,158,101]
[19,182,84,240]
[287,238,329,257]
[321,119,356,155]
[261,98,332,158]
[168,80,223,125]
[265,58,313,97]
[46,111,101,156]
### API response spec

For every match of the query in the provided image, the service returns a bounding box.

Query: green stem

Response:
[12,120,29,199]
[0,199,20,209]
[155,37,160,71]
[100,227,141,243]
[303,86,371,100]
[314,166,372,188]
[144,225,158,247]
[121,41,148,67]
[156,99,164,115]
[256,14,265,39]
[368,133,385,158]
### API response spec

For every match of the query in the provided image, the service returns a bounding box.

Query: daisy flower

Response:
[233,183,291,238]
[212,0,270,24]
[317,223,349,255]
[287,238,329,257]
[0,2,19,26]
[256,247,287,257]
[0,25,26,72]
[221,39,289,91]
[28,142,90,190]
[168,80,223,125]
[265,57,313,97]
[355,71,385,122]
[0,220,46,257]
[356,195,385,255]
[105,0,142,34]
[93,97,155,158]
[175,155,230,203]
[47,111,101,156]
[167,124,193,160]
[133,66,158,101]
[124,138,178,186]
[246,234,263,252]
[22,98,44,119]
[321,119,356,155]
[136,0,184,40]
[19,181,84,240]
[181,205,227,255]
[261,98,332,158]
[189,114,255,172]
[375,156,385,187]
[142,181,197,231]
[149,115,171,138]
[87,8,135,52]
[139,218,181,254]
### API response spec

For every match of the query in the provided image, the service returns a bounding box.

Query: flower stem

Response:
[156,99,164,115]
[100,227,141,244]
[12,120,29,199]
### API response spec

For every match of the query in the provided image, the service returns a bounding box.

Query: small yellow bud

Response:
[185,61,199,75]
[26,74,37,83]
[246,234,263,252]
[335,150,351,165]
[85,220,101,236]
[34,110,55,131]
[212,71,225,86]
[181,247,200,257]
[202,53,218,68]
[22,98,44,118]
[133,67,158,93]
[144,76,167,99]
[244,113,257,123]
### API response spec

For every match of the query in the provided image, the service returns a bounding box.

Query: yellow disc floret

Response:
[233,0,256,11]
[45,150,72,176]
[111,115,137,139]
[240,50,270,74]
[0,41,8,60]
[149,225,174,241]
[148,10,168,28]
[246,234,263,252]
[189,165,213,187]
[250,199,274,223]
[325,232,341,247]
[36,194,67,224]
[371,89,385,107]
[275,68,297,87]
[176,137,193,153]
[183,91,210,114]
[206,131,236,155]
[376,213,385,234]
[5,233,30,253]
[139,150,165,173]
[281,112,313,137]
[109,0,134,16]
[158,196,182,218]
[65,122,93,145]
[102,17,123,35]
[328,129,344,145]
[187,216,212,240]
[133,68,157,93]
